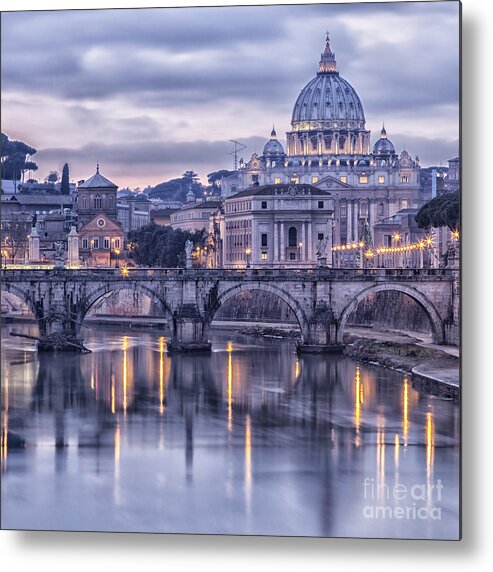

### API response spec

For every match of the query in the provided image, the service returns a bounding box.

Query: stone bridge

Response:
[0,267,459,352]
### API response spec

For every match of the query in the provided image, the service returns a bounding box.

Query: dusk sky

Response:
[1,1,460,189]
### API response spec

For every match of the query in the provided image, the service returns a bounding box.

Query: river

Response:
[1,323,460,539]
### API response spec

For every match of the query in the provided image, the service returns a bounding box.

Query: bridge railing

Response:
[1,266,455,280]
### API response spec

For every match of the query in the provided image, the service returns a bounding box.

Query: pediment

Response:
[79,213,123,233]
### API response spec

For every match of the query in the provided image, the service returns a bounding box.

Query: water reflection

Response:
[1,324,459,539]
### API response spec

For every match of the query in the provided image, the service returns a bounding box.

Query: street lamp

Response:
[245,247,252,268]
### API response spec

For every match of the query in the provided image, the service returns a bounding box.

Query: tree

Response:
[1,132,38,185]
[415,191,460,231]
[60,163,70,194]
[148,171,206,203]
[1,213,31,261]
[46,171,60,184]
[128,223,206,268]
[207,169,234,190]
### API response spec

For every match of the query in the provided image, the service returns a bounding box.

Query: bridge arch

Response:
[1,283,37,317]
[203,282,310,343]
[81,282,175,328]
[337,283,445,344]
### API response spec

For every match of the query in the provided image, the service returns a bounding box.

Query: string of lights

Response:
[331,230,459,258]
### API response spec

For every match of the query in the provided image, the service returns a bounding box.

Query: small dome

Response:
[372,125,396,155]
[262,126,285,157]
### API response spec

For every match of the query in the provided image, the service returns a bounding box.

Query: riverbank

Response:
[343,330,459,399]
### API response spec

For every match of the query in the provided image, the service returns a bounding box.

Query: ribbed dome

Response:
[373,126,396,155]
[263,126,285,157]
[292,73,365,128]
[291,35,365,130]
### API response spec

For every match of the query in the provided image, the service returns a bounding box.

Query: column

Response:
[67,226,79,268]
[347,200,352,243]
[280,222,285,261]
[273,221,279,265]
[354,201,359,241]
[301,222,306,262]
[307,221,313,263]
[28,227,40,262]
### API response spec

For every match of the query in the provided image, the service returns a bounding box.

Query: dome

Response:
[262,126,285,157]
[372,125,396,155]
[291,35,365,130]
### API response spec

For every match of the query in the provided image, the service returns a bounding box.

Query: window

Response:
[400,198,409,209]
[359,175,368,184]
[378,202,385,216]
[252,175,259,184]
[378,176,385,184]
[384,235,392,247]
[312,176,319,184]
[289,252,296,260]
[82,238,88,249]
[261,252,268,260]
[261,201,267,209]
[261,233,268,247]
[81,196,87,209]
[291,177,300,184]
[318,233,324,241]
[93,238,99,249]
[359,201,368,217]
[103,237,110,249]
[288,226,297,247]
[400,175,409,183]
[340,176,347,183]
[274,177,282,184]
[318,201,324,209]
[231,186,237,194]
[114,238,121,249]
[94,195,102,209]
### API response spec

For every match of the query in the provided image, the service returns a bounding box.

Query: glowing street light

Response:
[245,247,252,268]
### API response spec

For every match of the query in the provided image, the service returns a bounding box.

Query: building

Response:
[223,183,334,268]
[77,166,125,266]
[170,198,222,233]
[117,194,151,235]
[221,35,426,250]
[150,208,181,227]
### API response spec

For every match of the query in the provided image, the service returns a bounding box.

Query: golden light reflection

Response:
[376,415,385,488]
[159,336,166,415]
[402,377,409,447]
[295,358,300,380]
[244,414,252,511]
[114,420,120,480]
[354,365,362,446]
[227,341,233,432]
[394,434,400,470]
[426,411,435,482]
[111,373,116,415]
[122,336,128,415]
[1,373,8,470]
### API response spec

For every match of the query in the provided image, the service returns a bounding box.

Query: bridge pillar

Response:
[168,304,211,352]
[297,303,345,354]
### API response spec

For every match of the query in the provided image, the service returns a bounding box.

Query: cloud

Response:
[1,1,460,186]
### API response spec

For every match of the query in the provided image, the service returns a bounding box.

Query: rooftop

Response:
[228,184,332,199]
[78,166,117,189]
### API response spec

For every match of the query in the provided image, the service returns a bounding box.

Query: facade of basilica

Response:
[221,34,428,257]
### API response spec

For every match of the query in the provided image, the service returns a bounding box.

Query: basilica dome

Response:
[372,126,396,155]
[263,126,285,157]
[291,35,365,131]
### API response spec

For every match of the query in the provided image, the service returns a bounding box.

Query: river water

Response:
[1,323,460,539]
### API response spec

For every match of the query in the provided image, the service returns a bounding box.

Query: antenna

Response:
[228,140,247,171]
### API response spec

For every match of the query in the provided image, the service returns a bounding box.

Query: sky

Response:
[1,1,460,188]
